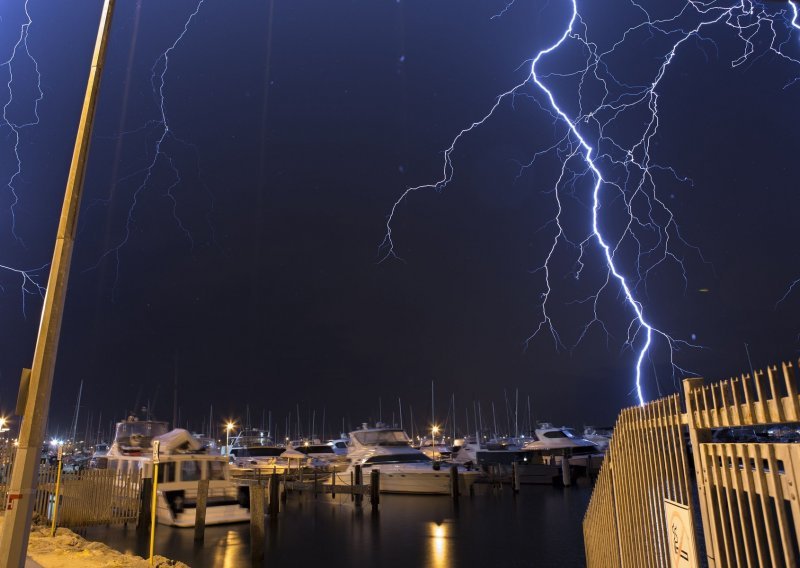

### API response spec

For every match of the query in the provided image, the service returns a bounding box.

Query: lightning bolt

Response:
[0,0,45,313]
[381,0,800,405]
[88,0,209,297]
[1,0,42,245]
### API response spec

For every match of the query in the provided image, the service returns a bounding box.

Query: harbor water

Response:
[85,481,591,567]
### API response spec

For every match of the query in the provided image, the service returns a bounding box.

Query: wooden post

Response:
[331,468,336,499]
[281,468,287,503]
[268,473,280,517]
[0,2,118,565]
[370,469,380,511]
[250,482,265,565]
[350,470,355,502]
[449,465,460,502]
[354,465,363,508]
[194,479,209,542]
[314,472,318,500]
[561,451,572,487]
[137,477,152,534]
[512,462,520,494]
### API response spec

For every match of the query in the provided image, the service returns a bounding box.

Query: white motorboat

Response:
[418,438,452,461]
[582,426,612,451]
[520,424,604,469]
[293,442,348,471]
[336,425,482,494]
[327,437,349,456]
[104,420,249,527]
[450,437,525,467]
[228,445,299,477]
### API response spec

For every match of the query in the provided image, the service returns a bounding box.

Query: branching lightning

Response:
[89,0,209,296]
[1,0,42,245]
[0,0,45,313]
[381,0,800,405]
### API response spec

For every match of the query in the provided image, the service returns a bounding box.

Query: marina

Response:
[1,0,799,566]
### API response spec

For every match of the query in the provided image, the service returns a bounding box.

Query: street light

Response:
[225,422,236,460]
[431,425,440,462]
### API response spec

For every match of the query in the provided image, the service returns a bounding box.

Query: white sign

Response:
[152,440,160,465]
[664,499,698,568]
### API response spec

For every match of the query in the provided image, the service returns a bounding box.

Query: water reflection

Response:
[86,484,592,568]
[212,530,245,568]
[427,521,451,568]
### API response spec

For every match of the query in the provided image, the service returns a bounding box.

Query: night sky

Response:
[1,0,799,438]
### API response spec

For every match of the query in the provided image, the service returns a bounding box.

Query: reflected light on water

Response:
[213,530,245,568]
[427,521,451,568]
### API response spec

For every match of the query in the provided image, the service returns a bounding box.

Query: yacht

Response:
[292,442,348,471]
[327,437,349,456]
[104,419,249,527]
[418,438,452,461]
[450,436,525,467]
[520,424,604,469]
[581,426,612,451]
[229,445,291,475]
[335,425,482,494]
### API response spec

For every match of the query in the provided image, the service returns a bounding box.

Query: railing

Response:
[584,359,800,568]
[0,459,141,528]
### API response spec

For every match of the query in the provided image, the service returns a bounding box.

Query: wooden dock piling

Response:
[449,465,460,502]
[370,469,380,511]
[561,451,572,486]
[512,462,520,494]
[268,473,280,517]
[250,483,265,564]
[136,477,152,535]
[354,465,363,508]
[194,479,209,542]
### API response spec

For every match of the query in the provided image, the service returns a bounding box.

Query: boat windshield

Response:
[351,430,410,446]
[363,453,431,465]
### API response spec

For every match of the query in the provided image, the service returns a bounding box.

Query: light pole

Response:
[225,422,235,460]
[431,425,440,462]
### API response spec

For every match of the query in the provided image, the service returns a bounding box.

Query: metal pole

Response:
[50,446,63,537]
[0,3,115,566]
[149,440,160,566]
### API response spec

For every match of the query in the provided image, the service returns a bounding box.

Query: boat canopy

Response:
[153,429,204,454]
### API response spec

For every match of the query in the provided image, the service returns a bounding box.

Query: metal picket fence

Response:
[0,458,141,528]
[585,359,800,567]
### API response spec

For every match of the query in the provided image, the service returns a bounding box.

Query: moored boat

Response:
[104,419,249,527]
[336,424,482,494]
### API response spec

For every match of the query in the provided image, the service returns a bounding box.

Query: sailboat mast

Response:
[398,398,403,431]
[70,380,83,442]
[172,352,178,430]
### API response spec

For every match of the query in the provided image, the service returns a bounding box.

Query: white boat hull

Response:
[334,465,481,495]
[157,499,250,527]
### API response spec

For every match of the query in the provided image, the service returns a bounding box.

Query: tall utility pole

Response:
[0,2,116,566]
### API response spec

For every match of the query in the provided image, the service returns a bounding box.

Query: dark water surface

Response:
[86,482,591,567]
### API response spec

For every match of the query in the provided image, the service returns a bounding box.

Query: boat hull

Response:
[334,465,481,495]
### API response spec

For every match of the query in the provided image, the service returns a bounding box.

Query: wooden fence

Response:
[584,359,800,567]
[0,459,141,528]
